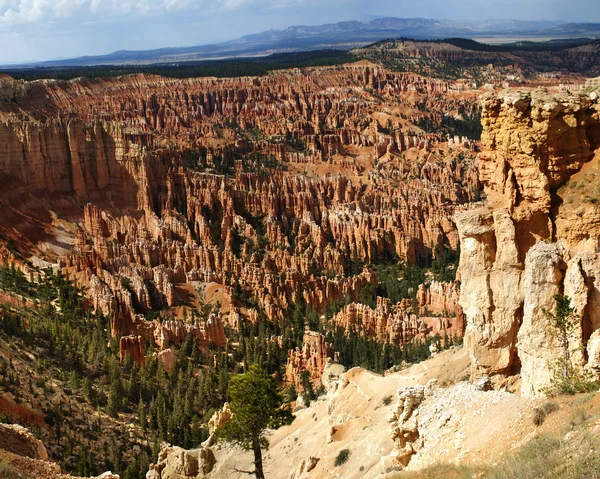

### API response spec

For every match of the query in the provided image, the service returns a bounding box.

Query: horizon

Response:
[0,1,599,64]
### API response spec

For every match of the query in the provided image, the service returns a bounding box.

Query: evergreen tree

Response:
[215,365,293,479]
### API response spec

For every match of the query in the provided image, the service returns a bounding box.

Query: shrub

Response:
[382,395,393,406]
[334,449,350,467]
[533,408,546,427]
[545,359,600,396]
[533,401,559,426]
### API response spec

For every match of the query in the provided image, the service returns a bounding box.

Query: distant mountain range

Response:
[6,18,600,68]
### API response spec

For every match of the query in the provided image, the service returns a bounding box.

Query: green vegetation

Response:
[0,265,233,477]
[533,401,559,426]
[214,365,293,479]
[2,50,353,81]
[416,113,483,141]
[544,294,600,395]
[361,37,600,81]
[328,327,457,374]
[334,448,350,467]
[367,37,600,53]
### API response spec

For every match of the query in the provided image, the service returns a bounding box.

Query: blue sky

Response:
[0,0,599,63]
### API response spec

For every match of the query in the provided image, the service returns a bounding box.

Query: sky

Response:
[0,0,599,63]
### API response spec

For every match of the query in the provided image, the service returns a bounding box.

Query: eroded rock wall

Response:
[458,78,600,396]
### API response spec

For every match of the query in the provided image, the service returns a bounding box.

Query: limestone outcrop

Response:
[457,78,600,397]
[388,385,427,466]
[208,402,232,436]
[147,445,216,479]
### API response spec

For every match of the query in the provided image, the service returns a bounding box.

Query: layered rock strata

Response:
[457,78,600,397]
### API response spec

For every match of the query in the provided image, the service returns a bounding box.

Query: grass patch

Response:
[394,464,480,479]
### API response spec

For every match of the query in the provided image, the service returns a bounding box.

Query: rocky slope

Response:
[149,346,543,478]
[457,77,600,397]
[0,423,118,479]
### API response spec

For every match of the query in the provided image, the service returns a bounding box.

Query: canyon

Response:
[1,39,600,479]
[0,62,477,372]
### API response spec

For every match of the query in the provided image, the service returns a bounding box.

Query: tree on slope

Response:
[215,365,294,479]
[543,294,600,395]
[544,294,575,380]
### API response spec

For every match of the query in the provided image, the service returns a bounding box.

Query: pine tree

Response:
[544,294,575,379]
[215,365,293,479]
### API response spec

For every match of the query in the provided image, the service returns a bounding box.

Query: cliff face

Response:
[457,78,600,397]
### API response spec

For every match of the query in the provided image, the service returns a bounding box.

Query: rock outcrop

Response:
[457,78,600,397]
[208,402,232,436]
[0,423,49,461]
[147,445,216,479]
[120,335,145,364]
[387,380,533,471]
[331,294,464,345]
[388,385,427,466]
[0,423,119,479]
[285,331,333,391]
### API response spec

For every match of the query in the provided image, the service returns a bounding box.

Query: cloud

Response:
[0,0,319,23]
[0,0,195,25]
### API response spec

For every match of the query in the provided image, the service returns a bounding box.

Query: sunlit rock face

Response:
[457,79,600,397]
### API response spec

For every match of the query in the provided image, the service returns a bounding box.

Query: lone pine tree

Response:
[215,365,293,479]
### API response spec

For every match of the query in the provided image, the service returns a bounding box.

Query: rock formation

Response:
[388,385,427,466]
[331,293,464,345]
[0,423,119,479]
[457,78,600,397]
[146,445,216,479]
[208,402,232,436]
[285,331,333,390]
[0,423,49,461]
[0,63,478,363]
[120,335,145,364]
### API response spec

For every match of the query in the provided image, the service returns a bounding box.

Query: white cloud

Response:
[0,0,313,24]
[0,0,196,25]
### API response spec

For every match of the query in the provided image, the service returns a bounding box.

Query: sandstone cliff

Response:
[457,77,600,397]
